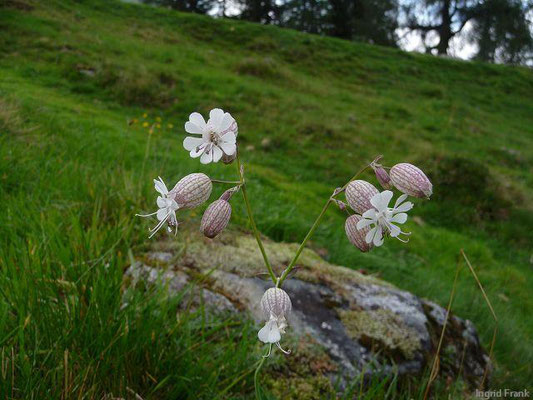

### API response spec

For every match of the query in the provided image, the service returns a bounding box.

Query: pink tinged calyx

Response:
[370,156,392,190]
[200,199,232,239]
[390,163,433,199]
[345,214,373,252]
[345,180,380,214]
[171,173,212,209]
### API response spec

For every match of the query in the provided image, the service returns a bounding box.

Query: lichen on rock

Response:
[338,309,421,360]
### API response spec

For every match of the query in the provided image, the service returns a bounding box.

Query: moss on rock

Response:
[339,309,421,360]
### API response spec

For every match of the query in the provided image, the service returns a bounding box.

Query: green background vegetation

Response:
[0,0,531,398]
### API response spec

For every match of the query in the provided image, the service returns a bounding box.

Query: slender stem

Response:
[254,354,267,400]
[211,179,242,184]
[278,198,332,286]
[277,163,372,287]
[236,153,277,285]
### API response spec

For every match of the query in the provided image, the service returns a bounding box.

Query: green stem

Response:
[277,163,372,287]
[211,179,242,184]
[236,153,277,285]
[254,354,267,400]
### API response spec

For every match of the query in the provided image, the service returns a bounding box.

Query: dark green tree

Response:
[318,0,399,46]
[280,0,331,34]
[470,0,533,64]
[403,0,533,64]
[238,0,282,24]
[403,0,479,55]
[142,0,215,13]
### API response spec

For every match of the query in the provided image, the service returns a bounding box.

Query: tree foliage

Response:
[470,0,533,64]
[145,0,533,65]
[402,0,533,62]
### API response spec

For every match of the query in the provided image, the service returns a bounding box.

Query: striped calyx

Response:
[171,173,212,209]
[345,180,379,214]
[200,199,232,238]
[345,214,373,252]
[390,163,433,199]
[261,288,292,319]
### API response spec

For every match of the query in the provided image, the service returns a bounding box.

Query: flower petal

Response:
[391,213,407,224]
[218,141,236,156]
[188,112,207,130]
[200,149,213,164]
[212,145,223,162]
[370,190,392,211]
[389,223,401,237]
[156,208,168,221]
[362,209,377,220]
[190,143,207,158]
[169,199,179,211]
[373,226,384,246]
[258,320,281,344]
[394,202,413,213]
[394,194,409,209]
[208,108,224,131]
[157,196,166,208]
[154,177,168,195]
[220,131,236,144]
[218,112,234,133]
[356,218,374,230]
[184,122,204,135]
[183,136,204,151]
[365,226,376,244]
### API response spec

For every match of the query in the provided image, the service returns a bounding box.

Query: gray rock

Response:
[126,229,491,390]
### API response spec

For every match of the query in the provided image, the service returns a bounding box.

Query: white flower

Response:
[356,190,413,246]
[136,177,179,238]
[258,288,292,356]
[183,108,237,164]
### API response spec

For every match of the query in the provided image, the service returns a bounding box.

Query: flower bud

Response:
[261,287,292,319]
[345,180,379,214]
[200,199,232,238]
[171,173,212,209]
[370,158,392,189]
[374,166,392,189]
[390,163,432,199]
[345,215,373,252]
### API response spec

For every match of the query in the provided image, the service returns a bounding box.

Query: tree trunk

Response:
[436,0,452,55]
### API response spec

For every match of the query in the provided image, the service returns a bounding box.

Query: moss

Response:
[169,227,390,290]
[264,375,334,400]
[263,337,336,400]
[339,309,421,360]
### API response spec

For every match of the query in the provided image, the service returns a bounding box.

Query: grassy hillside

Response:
[0,0,532,397]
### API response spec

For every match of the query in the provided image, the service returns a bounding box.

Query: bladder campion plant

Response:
[136,107,433,373]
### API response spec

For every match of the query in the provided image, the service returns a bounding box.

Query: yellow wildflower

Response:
[167,123,174,129]
[156,116,162,122]
[142,122,149,128]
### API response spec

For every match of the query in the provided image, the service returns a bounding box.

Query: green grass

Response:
[0,0,532,397]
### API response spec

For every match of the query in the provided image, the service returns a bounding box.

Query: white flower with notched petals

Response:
[136,177,179,238]
[183,108,237,164]
[356,190,413,246]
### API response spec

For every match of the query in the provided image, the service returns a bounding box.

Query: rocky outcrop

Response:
[125,228,490,395]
